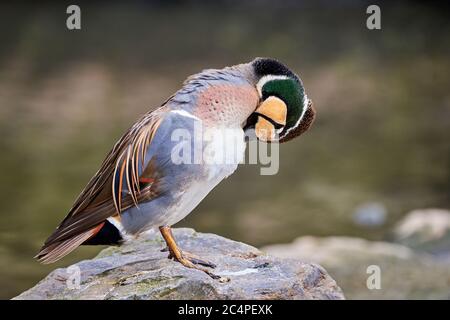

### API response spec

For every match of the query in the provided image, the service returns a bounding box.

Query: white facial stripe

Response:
[281,94,309,138]
[256,75,290,97]
[171,109,201,121]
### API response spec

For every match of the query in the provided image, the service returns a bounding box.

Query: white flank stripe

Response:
[171,109,201,121]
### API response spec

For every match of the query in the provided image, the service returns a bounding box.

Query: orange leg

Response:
[159,226,228,281]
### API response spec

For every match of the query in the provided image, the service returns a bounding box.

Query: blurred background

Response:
[0,1,449,299]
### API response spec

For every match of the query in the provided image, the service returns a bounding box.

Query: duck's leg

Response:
[159,226,224,280]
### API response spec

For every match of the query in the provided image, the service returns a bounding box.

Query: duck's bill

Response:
[253,96,287,142]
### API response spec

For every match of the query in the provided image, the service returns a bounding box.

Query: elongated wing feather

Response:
[36,185,158,264]
[36,107,166,263]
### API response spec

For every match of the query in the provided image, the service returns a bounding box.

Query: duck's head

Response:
[245,58,316,143]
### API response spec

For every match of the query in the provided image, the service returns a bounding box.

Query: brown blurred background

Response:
[0,1,449,299]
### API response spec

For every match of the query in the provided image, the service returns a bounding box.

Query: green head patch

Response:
[260,77,307,139]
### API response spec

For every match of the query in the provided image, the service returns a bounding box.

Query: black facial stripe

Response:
[254,112,285,129]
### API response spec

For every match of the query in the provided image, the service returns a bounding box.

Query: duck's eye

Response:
[254,96,287,141]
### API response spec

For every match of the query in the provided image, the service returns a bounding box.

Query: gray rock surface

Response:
[263,236,450,299]
[393,208,450,260]
[14,228,344,300]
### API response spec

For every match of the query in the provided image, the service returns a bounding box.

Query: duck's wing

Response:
[36,107,167,264]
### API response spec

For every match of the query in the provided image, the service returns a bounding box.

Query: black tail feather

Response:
[82,219,123,245]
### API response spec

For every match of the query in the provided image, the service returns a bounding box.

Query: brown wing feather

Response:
[36,107,166,263]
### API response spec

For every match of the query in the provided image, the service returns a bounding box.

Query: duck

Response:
[36,58,316,279]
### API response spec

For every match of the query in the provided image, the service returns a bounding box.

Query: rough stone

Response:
[14,228,344,300]
[393,208,450,260]
[262,236,450,299]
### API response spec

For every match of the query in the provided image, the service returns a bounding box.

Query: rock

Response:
[393,208,450,260]
[14,228,344,300]
[262,236,450,299]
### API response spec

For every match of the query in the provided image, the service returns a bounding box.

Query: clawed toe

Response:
[164,250,216,268]
[182,252,216,268]
[159,226,227,281]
